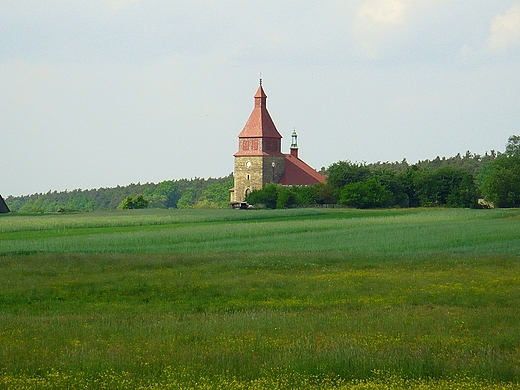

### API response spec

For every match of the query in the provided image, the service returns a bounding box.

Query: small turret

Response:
[290,129,298,158]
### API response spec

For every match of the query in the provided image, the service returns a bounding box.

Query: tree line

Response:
[247,135,520,209]
[6,136,519,212]
[6,175,234,213]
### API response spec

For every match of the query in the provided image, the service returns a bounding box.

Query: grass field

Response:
[0,208,519,389]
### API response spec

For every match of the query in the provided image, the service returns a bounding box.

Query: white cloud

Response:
[487,3,520,52]
[352,0,407,57]
[355,0,406,31]
[348,0,447,58]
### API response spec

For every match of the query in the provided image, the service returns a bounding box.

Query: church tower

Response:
[232,81,286,203]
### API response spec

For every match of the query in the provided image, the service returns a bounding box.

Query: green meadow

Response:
[0,208,519,389]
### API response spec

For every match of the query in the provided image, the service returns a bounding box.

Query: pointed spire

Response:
[254,81,267,107]
[236,81,283,148]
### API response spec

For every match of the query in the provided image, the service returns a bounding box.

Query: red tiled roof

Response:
[278,154,326,186]
[237,85,283,139]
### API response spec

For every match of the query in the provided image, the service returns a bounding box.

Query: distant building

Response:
[0,195,10,213]
[230,81,325,204]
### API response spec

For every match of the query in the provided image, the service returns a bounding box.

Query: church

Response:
[230,82,326,205]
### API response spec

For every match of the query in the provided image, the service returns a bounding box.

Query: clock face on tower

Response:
[246,161,252,168]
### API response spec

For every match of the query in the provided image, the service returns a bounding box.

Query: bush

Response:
[246,184,279,209]
[339,178,394,208]
[119,194,149,209]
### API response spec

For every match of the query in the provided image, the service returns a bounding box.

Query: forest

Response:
[6,175,234,213]
[5,135,520,212]
[247,135,520,209]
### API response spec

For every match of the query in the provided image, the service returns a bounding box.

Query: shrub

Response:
[339,178,394,208]
[119,194,149,209]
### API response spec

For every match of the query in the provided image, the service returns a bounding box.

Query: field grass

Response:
[0,208,519,389]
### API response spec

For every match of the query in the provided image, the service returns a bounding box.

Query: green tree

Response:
[246,183,279,209]
[177,187,196,209]
[339,178,394,208]
[326,161,370,190]
[119,196,134,209]
[415,166,479,208]
[119,194,149,209]
[148,180,182,208]
[372,169,408,207]
[505,135,520,157]
[480,154,520,207]
[313,183,337,204]
[198,179,234,208]
[293,185,316,205]
[5,198,22,212]
[18,197,45,213]
[156,181,181,208]
[398,166,421,207]
[133,194,149,209]
[293,183,338,205]
[276,186,297,209]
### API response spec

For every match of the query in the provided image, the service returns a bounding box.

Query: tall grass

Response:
[1,208,520,256]
[0,208,327,232]
[0,208,519,388]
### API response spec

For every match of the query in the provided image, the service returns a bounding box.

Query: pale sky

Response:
[1,1,520,196]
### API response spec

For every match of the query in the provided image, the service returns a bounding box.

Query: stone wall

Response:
[233,155,286,203]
